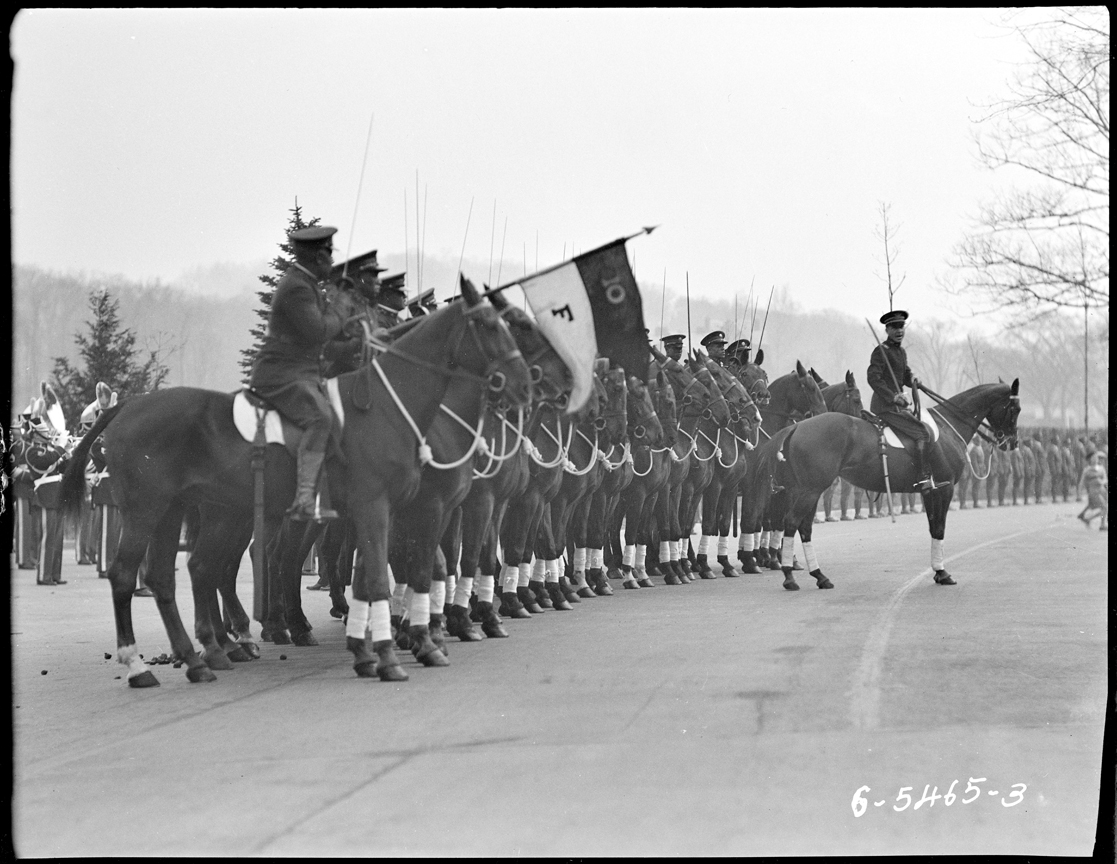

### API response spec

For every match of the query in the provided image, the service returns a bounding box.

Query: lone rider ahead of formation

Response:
[249,225,352,521]
[866,309,947,492]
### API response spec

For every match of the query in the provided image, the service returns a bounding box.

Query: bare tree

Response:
[949,7,1109,319]
[874,201,906,311]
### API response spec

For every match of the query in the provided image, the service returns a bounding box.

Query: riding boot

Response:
[914,440,947,492]
[287,448,338,522]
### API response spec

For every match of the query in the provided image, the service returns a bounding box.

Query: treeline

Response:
[11,260,1110,430]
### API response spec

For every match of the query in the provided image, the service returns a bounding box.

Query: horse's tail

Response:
[59,403,123,520]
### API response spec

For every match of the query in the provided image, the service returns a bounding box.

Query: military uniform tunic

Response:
[866,337,927,443]
[249,262,349,448]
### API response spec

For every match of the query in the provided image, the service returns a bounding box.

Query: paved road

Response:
[12,499,1109,856]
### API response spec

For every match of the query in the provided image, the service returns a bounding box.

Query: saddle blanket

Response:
[232,381,345,446]
[882,409,939,450]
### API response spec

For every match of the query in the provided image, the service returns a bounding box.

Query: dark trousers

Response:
[77,495,100,564]
[15,495,42,569]
[37,507,65,584]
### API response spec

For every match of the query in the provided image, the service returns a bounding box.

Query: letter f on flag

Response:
[514,230,653,412]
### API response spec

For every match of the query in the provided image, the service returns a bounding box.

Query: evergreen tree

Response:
[50,289,171,426]
[239,201,321,384]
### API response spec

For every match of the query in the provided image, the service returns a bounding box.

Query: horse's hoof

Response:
[740,558,761,575]
[699,570,718,579]
[622,578,639,589]
[606,567,624,580]
[545,584,574,610]
[329,606,345,619]
[577,585,596,598]
[933,570,956,586]
[811,569,834,589]
[481,619,509,638]
[447,607,484,642]
[377,663,409,682]
[637,577,655,588]
[203,650,234,671]
[354,660,378,678]
[517,587,545,614]
[782,570,800,591]
[718,555,740,578]
[226,645,253,663]
[128,670,161,688]
[269,629,292,646]
[239,641,261,660]
[292,631,318,647]
[185,665,217,683]
[664,571,680,585]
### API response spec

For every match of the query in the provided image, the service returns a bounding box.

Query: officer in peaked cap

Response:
[249,224,354,521]
[866,309,947,493]
[331,248,388,303]
[700,330,727,363]
[408,287,437,318]
[660,334,686,362]
[375,273,408,330]
[726,338,751,367]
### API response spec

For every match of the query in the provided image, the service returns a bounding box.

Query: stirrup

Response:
[287,499,339,522]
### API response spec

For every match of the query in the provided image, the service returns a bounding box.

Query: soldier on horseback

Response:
[700,330,727,364]
[867,310,947,492]
[248,225,354,522]
[373,272,408,334]
[660,334,685,362]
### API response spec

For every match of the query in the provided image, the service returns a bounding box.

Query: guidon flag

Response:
[506,229,654,412]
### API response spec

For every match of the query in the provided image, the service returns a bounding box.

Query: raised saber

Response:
[864,318,901,523]
[686,271,692,360]
[341,113,375,281]
[659,267,666,340]
[755,285,775,355]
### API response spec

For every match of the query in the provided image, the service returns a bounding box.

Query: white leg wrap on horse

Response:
[802,541,820,572]
[518,562,532,588]
[532,558,547,580]
[623,545,635,567]
[573,548,587,571]
[444,574,456,604]
[453,576,474,608]
[717,536,729,556]
[635,546,646,568]
[759,530,770,548]
[592,548,604,569]
[740,533,754,551]
[781,536,795,565]
[501,564,519,592]
[386,567,396,595]
[118,644,149,679]
[659,541,671,560]
[346,599,371,639]
[429,582,446,612]
[697,535,710,554]
[409,592,430,626]
[546,558,561,583]
[369,600,391,643]
[931,538,945,571]
[477,574,495,604]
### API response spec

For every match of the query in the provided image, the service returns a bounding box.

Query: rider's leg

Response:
[289,417,338,522]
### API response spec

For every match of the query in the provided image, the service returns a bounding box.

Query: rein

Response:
[918,382,1017,448]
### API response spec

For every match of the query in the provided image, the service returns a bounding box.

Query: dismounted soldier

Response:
[75,401,102,564]
[1046,432,1064,504]
[866,310,947,492]
[1061,436,1076,502]
[248,225,358,522]
[24,414,70,586]
[700,330,727,364]
[968,439,987,508]
[1009,445,1024,505]
[1021,436,1037,504]
[660,334,685,363]
[11,418,43,570]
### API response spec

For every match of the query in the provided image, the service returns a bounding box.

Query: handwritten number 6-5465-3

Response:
[852,781,1027,816]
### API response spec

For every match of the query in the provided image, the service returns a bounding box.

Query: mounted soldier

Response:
[248,225,358,522]
[321,249,387,377]
[660,334,685,363]
[700,330,727,365]
[866,310,948,493]
[373,272,408,334]
[725,338,750,370]
[407,287,438,319]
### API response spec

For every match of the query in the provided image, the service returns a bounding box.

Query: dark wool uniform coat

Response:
[249,262,349,446]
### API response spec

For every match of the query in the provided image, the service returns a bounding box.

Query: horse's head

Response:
[707,361,762,434]
[448,275,533,408]
[736,361,771,406]
[794,360,828,418]
[626,375,664,447]
[809,367,829,388]
[988,378,1022,450]
[821,370,863,417]
[595,365,628,446]
[650,370,678,447]
[691,365,733,426]
[490,291,572,407]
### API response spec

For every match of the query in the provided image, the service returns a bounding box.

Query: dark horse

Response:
[60,277,532,686]
[742,380,1021,590]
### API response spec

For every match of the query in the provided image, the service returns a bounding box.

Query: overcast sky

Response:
[12,8,1039,330]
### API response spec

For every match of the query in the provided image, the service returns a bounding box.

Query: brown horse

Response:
[60,277,532,686]
[742,380,1021,590]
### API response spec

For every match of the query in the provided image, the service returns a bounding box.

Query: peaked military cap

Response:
[726,338,751,356]
[380,273,406,294]
[417,288,436,306]
[880,309,909,326]
[660,334,685,345]
[700,330,726,347]
[330,248,387,280]
[288,226,337,246]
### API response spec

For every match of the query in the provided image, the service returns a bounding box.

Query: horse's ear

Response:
[809,367,822,384]
[795,359,806,377]
[40,380,48,400]
[1011,378,1019,396]
[846,370,855,386]
[755,348,764,366]
[488,289,509,310]
[459,273,481,306]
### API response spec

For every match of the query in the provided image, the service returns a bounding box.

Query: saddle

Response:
[233,383,347,459]
[861,406,939,451]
